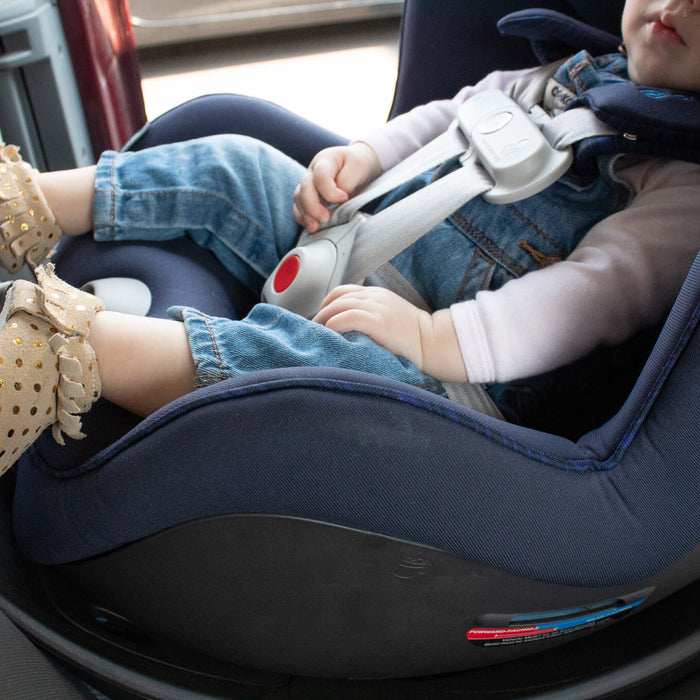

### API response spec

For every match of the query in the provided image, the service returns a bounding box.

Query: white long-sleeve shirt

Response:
[360,67,700,383]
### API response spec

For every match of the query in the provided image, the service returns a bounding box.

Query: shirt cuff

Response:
[450,300,497,384]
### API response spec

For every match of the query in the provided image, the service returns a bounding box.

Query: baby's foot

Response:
[0,145,63,273]
[0,264,103,476]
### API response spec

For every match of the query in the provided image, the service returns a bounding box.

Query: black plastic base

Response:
[48,515,697,683]
[0,527,696,697]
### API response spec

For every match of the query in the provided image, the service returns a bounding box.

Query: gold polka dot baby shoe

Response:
[0,264,104,477]
[0,144,63,273]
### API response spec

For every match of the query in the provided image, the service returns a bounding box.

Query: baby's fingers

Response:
[318,284,365,307]
[314,285,365,320]
[294,171,349,233]
[314,287,385,333]
[292,198,323,233]
[293,174,327,230]
[310,158,350,206]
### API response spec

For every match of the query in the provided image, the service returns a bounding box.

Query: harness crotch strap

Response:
[262,89,614,319]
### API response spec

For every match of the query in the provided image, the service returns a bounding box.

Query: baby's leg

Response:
[92,301,447,419]
[88,310,195,417]
[172,304,445,395]
[91,134,305,293]
[4,135,304,291]
[38,166,97,237]
[0,260,444,476]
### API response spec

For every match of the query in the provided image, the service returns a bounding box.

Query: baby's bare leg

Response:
[37,166,97,237]
[88,311,197,417]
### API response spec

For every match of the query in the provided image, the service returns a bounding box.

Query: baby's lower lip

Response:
[650,19,685,45]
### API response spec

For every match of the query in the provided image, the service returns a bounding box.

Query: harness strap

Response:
[344,155,493,283]
[365,263,432,312]
[541,107,618,150]
[328,123,473,224]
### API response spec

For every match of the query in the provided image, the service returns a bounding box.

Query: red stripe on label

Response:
[467,626,557,640]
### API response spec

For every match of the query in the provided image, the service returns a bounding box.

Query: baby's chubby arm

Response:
[293,142,382,233]
[314,285,468,383]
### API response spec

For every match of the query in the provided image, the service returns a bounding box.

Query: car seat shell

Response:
[6,0,700,689]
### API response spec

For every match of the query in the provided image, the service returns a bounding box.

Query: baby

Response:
[0,0,699,474]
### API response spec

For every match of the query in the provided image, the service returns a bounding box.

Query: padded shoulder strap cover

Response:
[573,84,700,166]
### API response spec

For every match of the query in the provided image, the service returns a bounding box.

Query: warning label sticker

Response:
[467,599,645,647]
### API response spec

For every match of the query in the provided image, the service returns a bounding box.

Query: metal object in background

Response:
[0,0,93,171]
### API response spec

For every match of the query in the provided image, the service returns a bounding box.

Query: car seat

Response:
[2,0,700,697]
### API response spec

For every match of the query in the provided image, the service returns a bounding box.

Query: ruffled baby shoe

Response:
[0,144,63,273]
[0,264,103,476]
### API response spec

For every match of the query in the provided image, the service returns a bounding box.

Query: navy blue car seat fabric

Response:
[126,93,347,164]
[11,0,700,593]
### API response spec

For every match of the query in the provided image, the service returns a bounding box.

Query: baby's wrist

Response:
[349,141,382,180]
[420,309,469,382]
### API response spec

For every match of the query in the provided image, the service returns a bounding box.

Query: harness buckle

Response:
[457,90,573,204]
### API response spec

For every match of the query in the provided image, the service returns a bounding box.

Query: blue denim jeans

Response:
[92,134,446,395]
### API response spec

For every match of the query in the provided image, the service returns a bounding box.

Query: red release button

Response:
[273,254,301,293]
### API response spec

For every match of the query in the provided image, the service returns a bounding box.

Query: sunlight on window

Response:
[140,42,398,138]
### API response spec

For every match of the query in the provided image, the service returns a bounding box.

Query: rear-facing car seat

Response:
[3,0,700,696]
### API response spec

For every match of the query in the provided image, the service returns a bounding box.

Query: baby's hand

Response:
[313,285,430,371]
[293,143,381,233]
[313,285,469,383]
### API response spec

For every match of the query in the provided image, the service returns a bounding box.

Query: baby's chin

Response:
[627,62,676,90]
[626,55,700,93]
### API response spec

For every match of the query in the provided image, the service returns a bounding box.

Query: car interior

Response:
[0,0,699,698]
